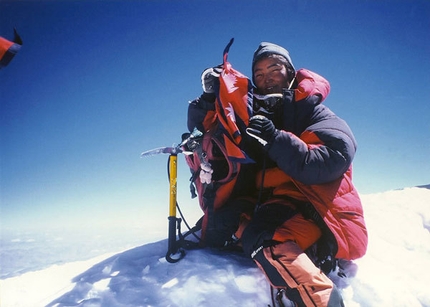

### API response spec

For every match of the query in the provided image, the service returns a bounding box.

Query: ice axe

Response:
[140,128,203,263]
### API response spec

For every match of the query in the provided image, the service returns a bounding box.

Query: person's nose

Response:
[265,72,273,85]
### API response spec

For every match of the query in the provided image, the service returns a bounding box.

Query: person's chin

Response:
[264,86,282,94]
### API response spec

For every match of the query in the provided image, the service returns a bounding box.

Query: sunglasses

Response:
[252,93,283,113]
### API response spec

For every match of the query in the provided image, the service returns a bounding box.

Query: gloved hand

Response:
[199,162,213,184]
[201,65,223,94]
[246,115,277,147]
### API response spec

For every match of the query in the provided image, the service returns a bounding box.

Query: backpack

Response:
[183,126,242,245]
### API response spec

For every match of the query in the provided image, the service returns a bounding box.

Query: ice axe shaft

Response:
[165,153,185,263]
[168,154,178,217]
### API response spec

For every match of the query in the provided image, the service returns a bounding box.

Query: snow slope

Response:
[1,187,430,307]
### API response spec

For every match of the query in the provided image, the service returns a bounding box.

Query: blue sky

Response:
[1,1,429,231]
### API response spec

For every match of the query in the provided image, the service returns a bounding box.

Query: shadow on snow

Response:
[46,239,268,307]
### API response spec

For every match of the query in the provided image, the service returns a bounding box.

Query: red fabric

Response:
[273,213,322,251]
[294,130,367,260]
[215,62,252,162]
[259,165,367,260]
[295,69,331,102]
[210,40,253,162]
[293,166,368,260]
[0,36,14,59]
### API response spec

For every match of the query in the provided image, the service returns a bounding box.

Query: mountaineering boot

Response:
[270,285,345,307]
[253,241,345,306]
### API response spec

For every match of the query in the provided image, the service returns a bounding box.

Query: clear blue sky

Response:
[1,1,429,231]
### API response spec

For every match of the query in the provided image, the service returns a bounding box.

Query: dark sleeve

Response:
[187,93,216,132]
[267,104,357,185]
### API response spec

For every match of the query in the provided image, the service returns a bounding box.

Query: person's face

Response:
[253,57,290,95]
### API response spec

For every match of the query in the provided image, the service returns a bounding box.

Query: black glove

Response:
[246,115,277,147]
[201,64,223,94]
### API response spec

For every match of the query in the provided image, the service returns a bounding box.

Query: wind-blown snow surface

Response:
[1,187,430,307]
